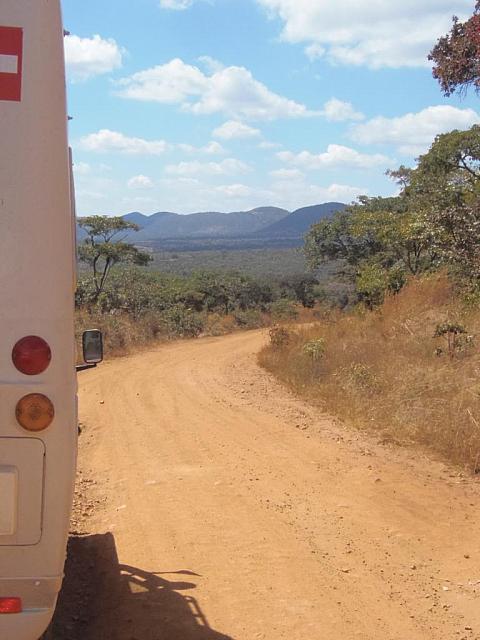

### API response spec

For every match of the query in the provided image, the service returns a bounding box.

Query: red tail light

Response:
[12,336,51,375]
[0,597,22,614]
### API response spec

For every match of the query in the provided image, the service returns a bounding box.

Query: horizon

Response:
[107,200,346,218]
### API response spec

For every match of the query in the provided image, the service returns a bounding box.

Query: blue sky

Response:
[62,0,479,216]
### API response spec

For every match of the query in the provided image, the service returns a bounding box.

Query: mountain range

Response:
[77,202,347,250]
[124,206,290,241]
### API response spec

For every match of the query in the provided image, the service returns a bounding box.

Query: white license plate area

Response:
[0,468,17,536]
[0,438,44,545]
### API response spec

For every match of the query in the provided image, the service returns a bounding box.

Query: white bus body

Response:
[0,1,77,638]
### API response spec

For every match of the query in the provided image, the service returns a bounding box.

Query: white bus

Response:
[0,3,101,638]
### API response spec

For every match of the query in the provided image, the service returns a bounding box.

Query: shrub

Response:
[203,313,229,337]
[338,362,380,394]
[233,309,265,329]
[270,299,299,321]
[160,305,205,338]
[434,321,468,358]
[269,325,292,348]
[302,339,326,361]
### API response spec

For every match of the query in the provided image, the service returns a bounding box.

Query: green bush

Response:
[270,299,299,321]
[160,305,205,338]
[233,309,265,329]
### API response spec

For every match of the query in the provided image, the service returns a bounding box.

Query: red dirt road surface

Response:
[50,330,480,639]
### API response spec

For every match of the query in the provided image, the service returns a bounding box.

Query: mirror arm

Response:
[76,363,98,372]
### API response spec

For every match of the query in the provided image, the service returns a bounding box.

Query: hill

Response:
[126,207,290,241]
[77,203,347,250]
[258,202,347,238]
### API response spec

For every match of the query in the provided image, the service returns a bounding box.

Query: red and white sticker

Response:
[0,26,23,102]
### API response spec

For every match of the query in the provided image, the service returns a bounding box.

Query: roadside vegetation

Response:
[260,274,480,470]
[75,249,325,356]
[260,5,480,471]
[148,247,309,278]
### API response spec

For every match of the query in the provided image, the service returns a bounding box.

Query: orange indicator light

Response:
[15,394,54,432]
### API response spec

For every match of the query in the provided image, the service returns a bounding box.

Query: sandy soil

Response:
[49,330,480,640]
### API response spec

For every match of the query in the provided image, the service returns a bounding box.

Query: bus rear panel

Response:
[0,1,77,638]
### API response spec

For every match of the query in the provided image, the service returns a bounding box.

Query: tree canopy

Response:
[78,215,152,299]
[304,124,480,306]
[429,2,480,96]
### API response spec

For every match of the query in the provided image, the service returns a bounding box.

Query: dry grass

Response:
[75,303,322,362]
[75,309,267,360]
[259,273,480,471]
[75,309,169,361]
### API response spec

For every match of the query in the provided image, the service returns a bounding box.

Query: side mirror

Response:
[82,330,104,365]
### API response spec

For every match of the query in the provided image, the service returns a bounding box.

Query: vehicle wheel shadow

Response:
[44,533,234,640]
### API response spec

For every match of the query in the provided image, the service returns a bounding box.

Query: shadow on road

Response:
[46,533,234,640]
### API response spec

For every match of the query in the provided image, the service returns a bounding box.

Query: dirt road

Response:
[53,330,480,639]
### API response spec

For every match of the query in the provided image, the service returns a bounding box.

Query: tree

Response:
[412,127,480,200]
[188,271,273,315]
[428,0,480,284]
[429,2,480,96]
[304,204,382,269]
[407,126,480,279]
[278,274,319,308]
[355,263,391,309]
[304,191,437,306]
[426,199,480,278]
[349,197,431,277]
[305,196,432,277]
[78,215,152,300]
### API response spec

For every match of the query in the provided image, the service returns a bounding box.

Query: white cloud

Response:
[215,184,253,198]
[322,98,364,122]
[165,158,251,176]
[198,56,225,74]
[266,179,367,209]
[309,183,366,203]
[117,58,207,103]
[78,129,226,157]
[162,177,363,212]
[79,129,169,155]
[75,170,367,217]
[178,141,226,154]
[75,175,117,205]
[269,168,304,180]
[117,58,316,120]
[278,144,391,170]
[73,161,91,176]
[213,120,261,140]
[159,0,195,8]
[258,141,282,150]
[203,141,226,154]
[65,34,124,81]
[187,65,313,119]
[256,0,472,68]
[127,175,155,189]
[351,105,480,155]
